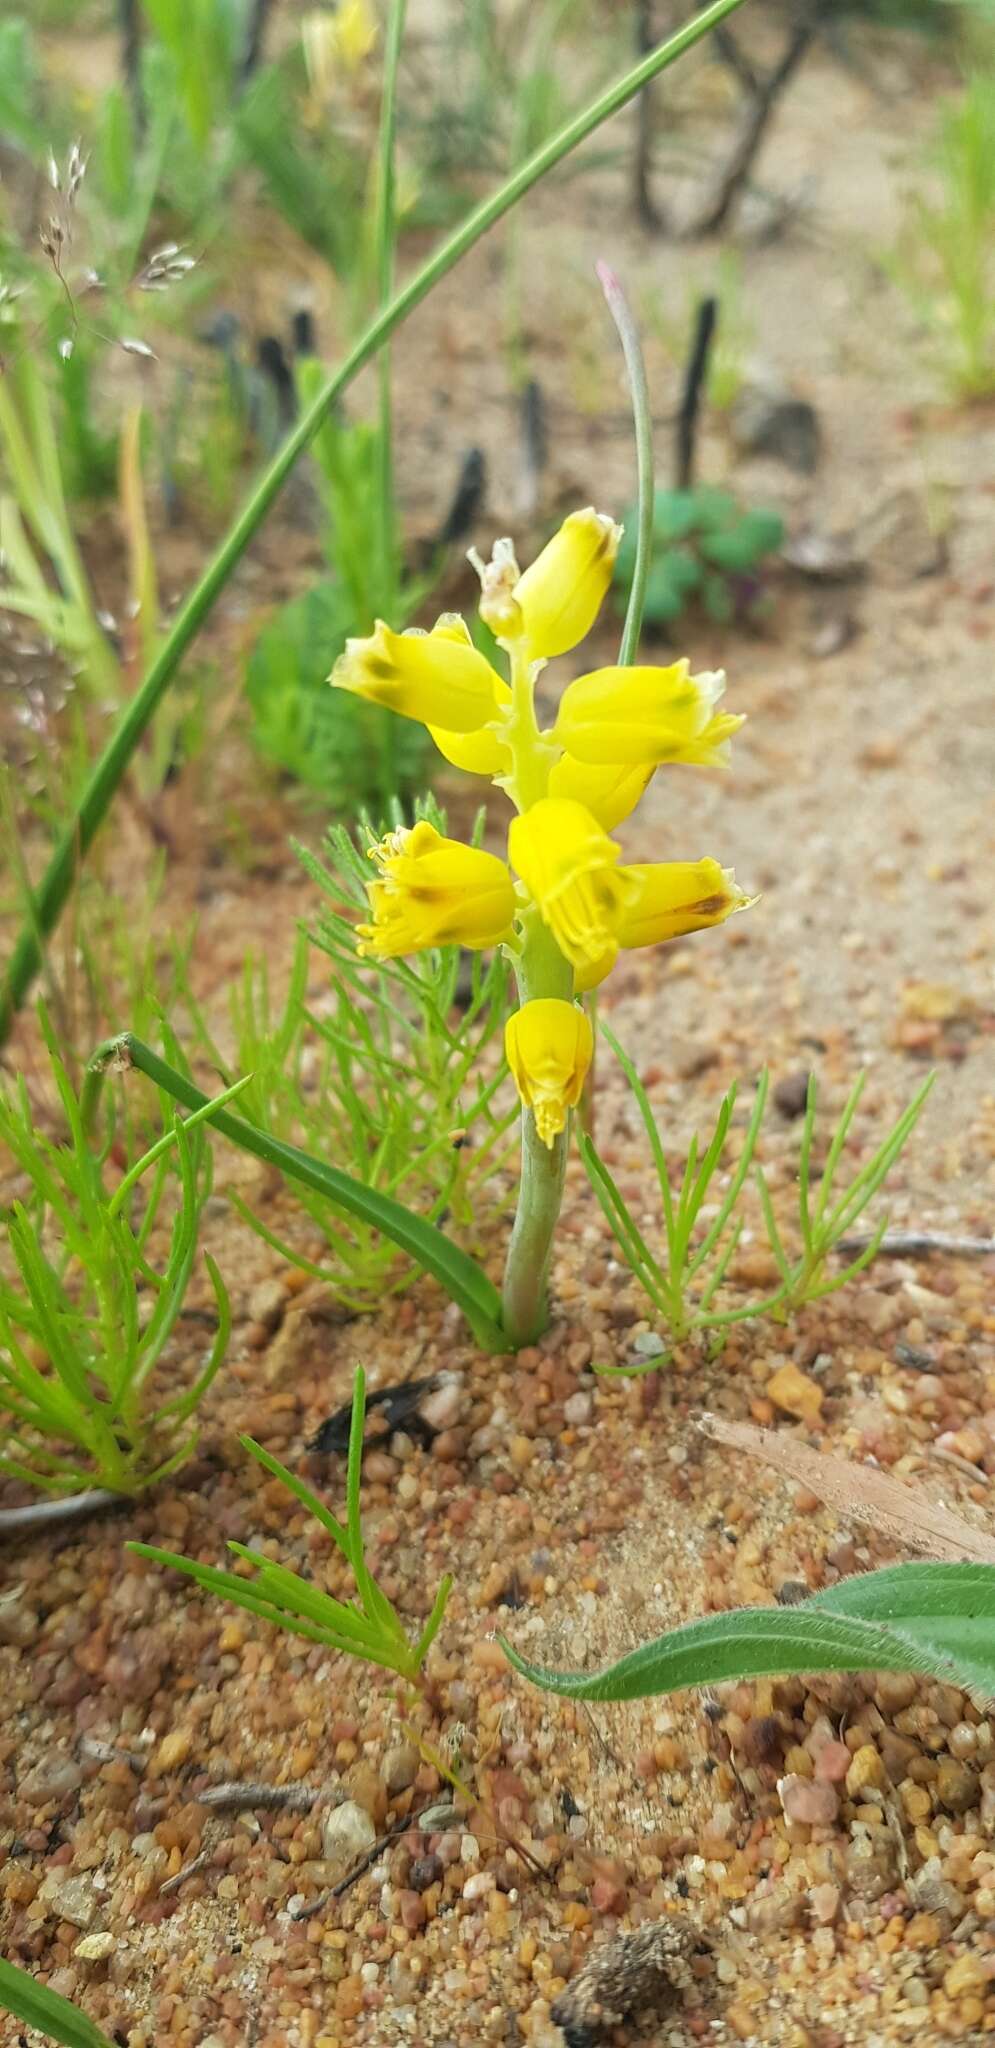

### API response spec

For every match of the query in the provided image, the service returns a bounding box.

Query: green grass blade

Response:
[0,1956,117,2047]
[238,1436,351,1561]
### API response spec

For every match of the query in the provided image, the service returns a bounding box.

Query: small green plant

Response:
[615,484,784,629]
[0,346,121,710]
[181,801,515,1308]
[757,1069,936,1313]
[0,344,201,805]
[0,1956,115,2048]
[503,1562,995,1704]
[582,1039,933,1364]
[0,1019,236,1495]
[888,72,995,400]
[131,1366,453,1686]
[581,1039,778,1352]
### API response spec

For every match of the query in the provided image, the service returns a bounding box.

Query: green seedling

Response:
[615,484,783,628]
[131,1366,452,1687]
[0,1017,236,1495]
[757,1069,935,1312]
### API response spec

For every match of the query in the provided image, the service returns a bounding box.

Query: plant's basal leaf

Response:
[503,1563,995,1703]
[0,1956,116,2047]
[502,1606,924,1702]
[806,1561,995,1622]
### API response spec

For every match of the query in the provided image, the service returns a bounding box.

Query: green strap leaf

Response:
[502,1562,995,1703]
[86,1034,509,1352]
[0,1958,116,2048]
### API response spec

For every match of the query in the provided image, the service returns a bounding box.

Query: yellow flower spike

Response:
[356,820,516,959]
[505,998,594,1149]
[547,754,654,832]
[425,617,513,774]
[554,660,744,767]
[508,797,638,976]
[574,858,756,992]
[512,508,622,661]
[331,617,503,733]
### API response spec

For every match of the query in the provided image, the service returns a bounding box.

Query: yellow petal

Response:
[574,858,754,992]
[508,797,637,975]
[547,753,654,830]
[505,998,594,1148]
[331,616,502,733]
[555,660,743,766]
[615,859,754,949]
[512,508,621,661]
[356,820,516,957]
[429,670,513,776]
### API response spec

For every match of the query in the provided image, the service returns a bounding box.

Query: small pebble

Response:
[321,1801,377,1870]
[74,1933,116,1961]
[18,1755,83,1806]
[778,1775,839,1826]
[765,1362,823,1427]
[382,1742,420,1796]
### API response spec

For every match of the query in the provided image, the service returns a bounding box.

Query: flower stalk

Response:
[501,910,574,1345]
[329,492,751,1349]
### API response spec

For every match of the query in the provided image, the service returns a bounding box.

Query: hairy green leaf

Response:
[502,1562,995,1703]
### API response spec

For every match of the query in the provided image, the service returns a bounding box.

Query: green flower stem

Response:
[501,910,574,1347]
[0,0,746,1044]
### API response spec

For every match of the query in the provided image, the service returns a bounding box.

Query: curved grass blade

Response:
[0,1957,116,2048]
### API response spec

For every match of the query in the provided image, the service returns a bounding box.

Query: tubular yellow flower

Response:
[512,508,622,661]
[331,616,503,733]
[575,858,755,991]
[554,660,744,767]
[505,999,594,1149]
[427,617,513,772]
[508,797,637,976]
[547,753,654,831]
[356,821,516,958]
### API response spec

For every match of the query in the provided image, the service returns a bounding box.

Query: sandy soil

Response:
[2,20,995,2048]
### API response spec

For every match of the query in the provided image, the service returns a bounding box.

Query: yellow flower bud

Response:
[356,820,516,958]
[505,998,594,1149]
[508,797,637,976]
[575,858,755,991]
[512,508,622,661]
[554,660,743,767]
[331,616,503,733]
[547,753,654,831]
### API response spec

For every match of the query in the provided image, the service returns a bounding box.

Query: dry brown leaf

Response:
[699,1413,995,1566]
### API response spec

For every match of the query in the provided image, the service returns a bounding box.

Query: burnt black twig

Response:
[688,4,819,237]
[675,296,717,490]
